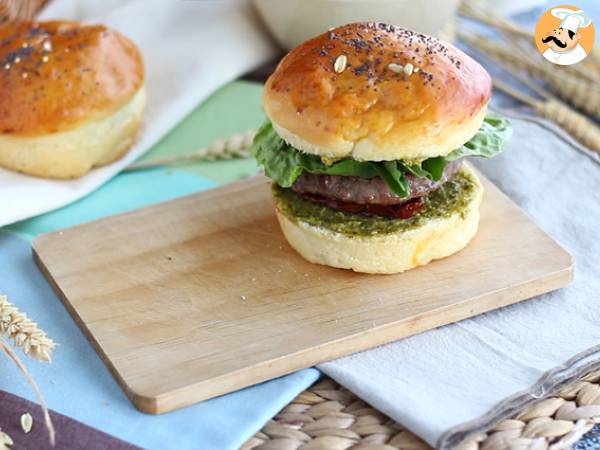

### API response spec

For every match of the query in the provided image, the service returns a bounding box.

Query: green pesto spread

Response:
[273,171,477,237]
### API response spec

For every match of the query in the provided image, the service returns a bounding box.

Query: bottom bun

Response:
[274,164,483,274]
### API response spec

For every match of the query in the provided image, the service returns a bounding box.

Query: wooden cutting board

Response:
[33,174,573,414]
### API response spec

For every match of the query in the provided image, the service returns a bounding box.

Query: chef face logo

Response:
[542,27,579,52]
[534,5,595,65]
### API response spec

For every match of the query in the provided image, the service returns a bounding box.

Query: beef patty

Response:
[298,193,427,219]
[292,159,462,206]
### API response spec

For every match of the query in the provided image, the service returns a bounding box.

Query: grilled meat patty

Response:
[298,193,427,219]
[292,159,463,206]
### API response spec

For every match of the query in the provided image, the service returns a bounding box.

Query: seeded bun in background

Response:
[263,22,492,162]
[0,21,146,179]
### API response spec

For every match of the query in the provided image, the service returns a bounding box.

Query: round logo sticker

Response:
[534,5,595,66]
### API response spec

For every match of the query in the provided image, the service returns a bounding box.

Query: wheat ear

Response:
[459,0,531,39]
[536,100,600,153]
[0,295,55,362]
[0,0,47,25]
[0,337,55,446]
[459,32,600,119]
[126,128,256,171]
[493,78,600,155]
[459,0,600,82]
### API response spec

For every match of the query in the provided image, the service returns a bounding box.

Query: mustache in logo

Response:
[542,35,567,48]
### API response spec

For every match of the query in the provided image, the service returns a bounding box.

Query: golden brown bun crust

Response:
[264,23,492,161]
[0,20,144,136]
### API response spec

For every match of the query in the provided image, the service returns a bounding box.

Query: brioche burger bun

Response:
[0,21,146,179]
[253,22,511,273]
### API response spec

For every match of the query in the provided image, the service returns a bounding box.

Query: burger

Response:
[252,23,511,274]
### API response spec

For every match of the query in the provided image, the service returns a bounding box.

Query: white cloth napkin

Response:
[0,0,276,226]
[319,112,600,449]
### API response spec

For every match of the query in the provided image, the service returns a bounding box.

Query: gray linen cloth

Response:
[318,111,600,449]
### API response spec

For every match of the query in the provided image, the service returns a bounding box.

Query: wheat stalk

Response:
[493,78,600,155]
[475,34,600,90]
[537,100,600,153]
[459,31,600,120]
[126,128,256,171]
[0,337,55,446]
[459,0,600,81]
[0,0,47,25]
[588,47,600,74]
[0,295,55,362]
[459,0,531,39]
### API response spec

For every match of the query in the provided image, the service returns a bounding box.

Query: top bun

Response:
[0,20,144,136]
[263,23,491,161]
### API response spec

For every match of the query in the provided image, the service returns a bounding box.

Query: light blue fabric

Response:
[0,168,319,450]
[5,168,216,241]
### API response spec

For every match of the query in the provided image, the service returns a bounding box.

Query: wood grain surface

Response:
[32,174,573,414]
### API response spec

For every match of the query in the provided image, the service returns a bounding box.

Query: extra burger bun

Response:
[275,164,483,274]
[264,23,491,162]
[0,21,146,179]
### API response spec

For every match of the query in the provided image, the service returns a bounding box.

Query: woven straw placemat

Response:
[242,370,600,450]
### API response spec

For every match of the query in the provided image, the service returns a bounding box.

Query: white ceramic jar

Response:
[253,0,462,50]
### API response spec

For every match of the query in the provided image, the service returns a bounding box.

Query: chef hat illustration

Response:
[551,8,592,33]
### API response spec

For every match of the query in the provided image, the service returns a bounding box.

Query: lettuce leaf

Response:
[252,112,511,198]
[446,112,512,161]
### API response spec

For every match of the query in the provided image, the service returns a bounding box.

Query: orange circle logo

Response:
[534,5,595,65]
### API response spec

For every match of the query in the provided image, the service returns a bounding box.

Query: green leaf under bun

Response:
[252,113,511,198]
